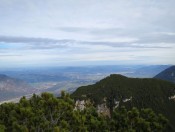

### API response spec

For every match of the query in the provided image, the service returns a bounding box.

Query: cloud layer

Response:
[0,0,175,67]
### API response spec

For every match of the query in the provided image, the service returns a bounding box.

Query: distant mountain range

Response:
[127,65,169,78]
[71,74,175,130]
[0,65,170,102]
[0,74,35,101]
[1,65,170,82]
[154,66,175,83]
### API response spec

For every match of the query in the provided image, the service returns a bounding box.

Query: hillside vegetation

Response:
[0,92,169,132]
[71,74,175,130]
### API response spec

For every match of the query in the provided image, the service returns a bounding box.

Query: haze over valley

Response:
[0,65,171,102]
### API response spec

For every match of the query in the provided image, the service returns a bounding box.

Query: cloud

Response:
[0,36,75,50]
[0,36,65,44]
[0,55,22,57]
[0,0,175,67]
[0,35,173,51]
[152,32,175,36]
[58,27,90,33]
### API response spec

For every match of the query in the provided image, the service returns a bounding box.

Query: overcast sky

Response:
[0,0,175,68]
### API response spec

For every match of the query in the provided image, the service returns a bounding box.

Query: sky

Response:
[0,0,175,68]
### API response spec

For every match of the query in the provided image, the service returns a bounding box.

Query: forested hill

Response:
[71,74,175,130]
[154,66,175,83]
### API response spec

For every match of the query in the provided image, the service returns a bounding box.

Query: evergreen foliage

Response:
[71,74,175,131]
[0,92,169,132]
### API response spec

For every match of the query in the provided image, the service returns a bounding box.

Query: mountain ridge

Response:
[0,74,35,101]
[71,74,175,130]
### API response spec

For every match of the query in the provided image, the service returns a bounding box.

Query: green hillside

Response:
[71,74,175,130]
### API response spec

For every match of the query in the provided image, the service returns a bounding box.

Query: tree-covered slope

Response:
[154,66,175,83]
[71,74,175,130]
[0,92,169,132]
